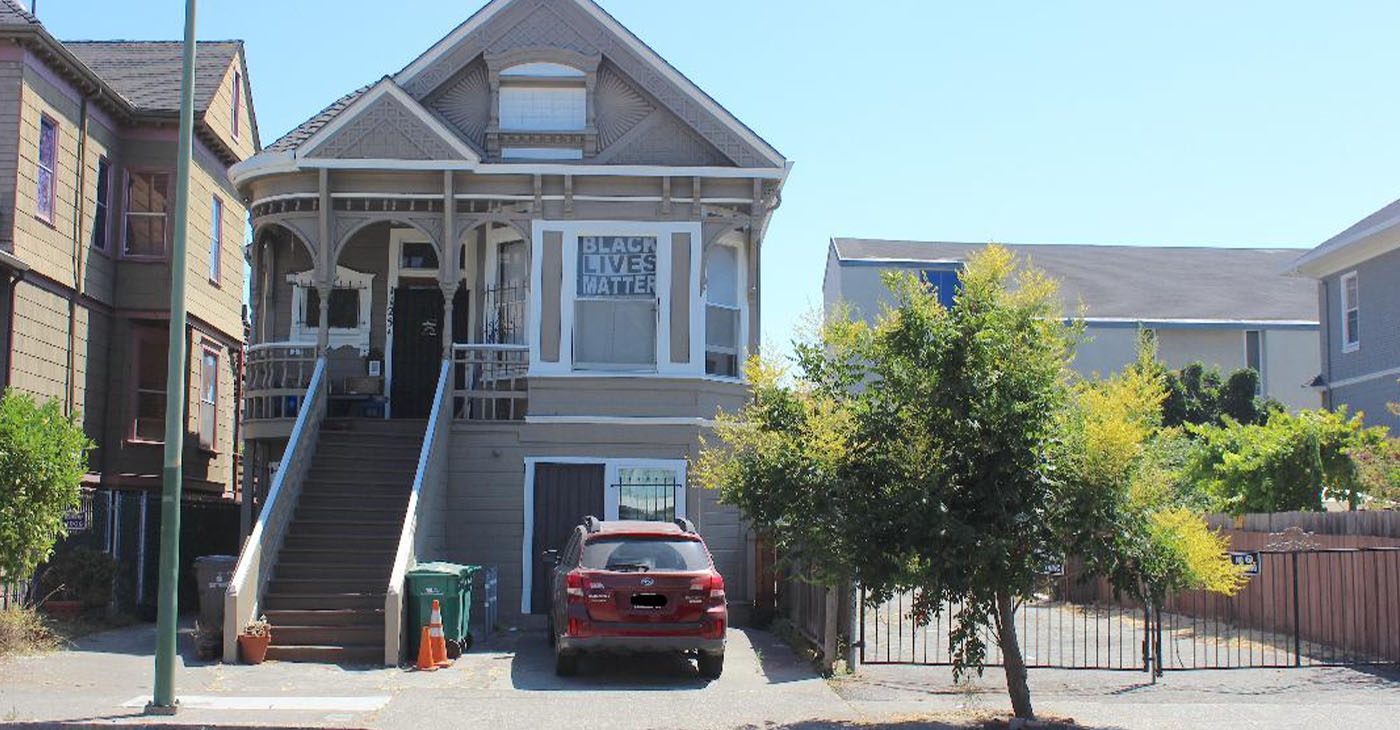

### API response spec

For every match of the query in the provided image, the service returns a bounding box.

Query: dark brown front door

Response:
[531,463,605,613]
[390,287,443,419]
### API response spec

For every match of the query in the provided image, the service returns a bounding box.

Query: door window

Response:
[614,466,682,522]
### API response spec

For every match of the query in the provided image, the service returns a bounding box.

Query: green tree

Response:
[1161,361,1276,429]
[0,390,93,584]
[1052,348,1244,609]
[697,246,1075,720]
[1183,407,1386,513]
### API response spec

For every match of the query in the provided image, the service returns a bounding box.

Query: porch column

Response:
[440,281,459,359]
[440,169,456,359]
[316,283,332,353]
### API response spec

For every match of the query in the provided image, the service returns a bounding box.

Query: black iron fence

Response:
[857,548,1400,672]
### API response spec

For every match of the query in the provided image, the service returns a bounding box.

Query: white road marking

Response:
[122,695,390,712]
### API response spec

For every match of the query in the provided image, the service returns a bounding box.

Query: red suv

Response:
[546,517,727,678]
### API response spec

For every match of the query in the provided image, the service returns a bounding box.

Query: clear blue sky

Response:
[33,0,1400,360]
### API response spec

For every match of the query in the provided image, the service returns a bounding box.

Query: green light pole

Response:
[147,0,197,715]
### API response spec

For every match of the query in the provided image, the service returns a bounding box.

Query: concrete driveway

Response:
[0,621,859,729]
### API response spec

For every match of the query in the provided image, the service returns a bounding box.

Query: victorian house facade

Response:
[227,0,787,663]
[0,1,254,607]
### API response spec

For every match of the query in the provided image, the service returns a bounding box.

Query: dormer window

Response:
[486,52,600,160]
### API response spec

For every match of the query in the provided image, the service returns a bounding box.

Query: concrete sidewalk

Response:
[0,622,859,729]
[834,662,1400,730]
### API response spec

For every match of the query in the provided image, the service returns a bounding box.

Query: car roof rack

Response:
[673,517,696,534]
[583,516,602,533]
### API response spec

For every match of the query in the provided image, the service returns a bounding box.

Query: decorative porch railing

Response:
[452,343,528,421]
[244,341,318,421]
[385,360,452,665]
[224,357,328,662]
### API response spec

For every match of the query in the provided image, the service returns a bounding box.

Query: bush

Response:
[0,390,94,583]
[1183,408,1388,513]
[37,548,117,609]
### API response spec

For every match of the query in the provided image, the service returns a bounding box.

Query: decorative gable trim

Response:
[299,78,481,163]
[394,0,784,169]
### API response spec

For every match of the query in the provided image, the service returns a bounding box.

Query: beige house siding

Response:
[201,50,256,161]
[0,57,21,249]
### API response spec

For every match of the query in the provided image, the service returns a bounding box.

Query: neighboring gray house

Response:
[226,0,787,664]
[1290,198,1400,432]
[825,239,1322,411]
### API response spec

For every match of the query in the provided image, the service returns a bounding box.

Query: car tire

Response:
[554,646,579,677]
[697,651,724,679]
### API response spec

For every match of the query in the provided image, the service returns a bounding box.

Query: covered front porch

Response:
[244,208,532,440]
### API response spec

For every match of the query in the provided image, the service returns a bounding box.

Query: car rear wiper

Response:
[606,563,651,572]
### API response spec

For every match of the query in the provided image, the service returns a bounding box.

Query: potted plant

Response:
[238,616,272,664]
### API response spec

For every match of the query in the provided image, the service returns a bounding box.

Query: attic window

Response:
[491,58,593,160]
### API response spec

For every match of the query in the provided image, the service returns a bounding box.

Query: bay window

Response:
[131,325,168,442]
[199,346,219,450]
[705,244,741,377]
[573,236,658,371]
[124,170,171,257]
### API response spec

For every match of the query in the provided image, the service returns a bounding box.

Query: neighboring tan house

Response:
[0,1,256,605]
[226,0,787,664]
[1289,198,1400,432]
[824,239,1322,411]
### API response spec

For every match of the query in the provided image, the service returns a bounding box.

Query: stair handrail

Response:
[224,356,329,662]
[385,358,453,665]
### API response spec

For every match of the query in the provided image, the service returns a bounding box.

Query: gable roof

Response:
[298,77,481,163]
[266,0,784,167]
[0,0,38,27]
[831,239,1318,323]
[1290,194,1400,278]
[64,40,241,115]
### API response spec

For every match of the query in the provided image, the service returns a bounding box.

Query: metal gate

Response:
[858,548,1400,672]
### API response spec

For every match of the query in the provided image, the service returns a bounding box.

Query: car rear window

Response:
[581,536,711,572]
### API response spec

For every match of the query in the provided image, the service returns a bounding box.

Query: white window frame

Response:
[209,196,223,284]
[288,266,375,355]
[498,85,587,132]
[520,456,688,614]
[703,235,747,380]
[198,344,219,451]
[531,220,705,378]
[1340,271,1360,353]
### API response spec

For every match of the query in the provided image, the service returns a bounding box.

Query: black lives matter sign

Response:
[578,236,657,297]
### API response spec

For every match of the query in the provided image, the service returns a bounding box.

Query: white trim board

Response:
[520,456,689,615]
[1323,365,1400,392]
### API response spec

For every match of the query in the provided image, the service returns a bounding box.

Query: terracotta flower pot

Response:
[238,633,271,664]
[41,600,83,621]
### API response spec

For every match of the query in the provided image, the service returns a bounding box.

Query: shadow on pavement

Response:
[508,630,714,691]
[732,719,1122,730]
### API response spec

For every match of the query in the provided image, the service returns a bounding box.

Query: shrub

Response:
[37,548,117,609]
[0,390,94,584]
[0,606,58,657]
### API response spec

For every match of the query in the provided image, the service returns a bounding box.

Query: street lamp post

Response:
[146,0,197,715]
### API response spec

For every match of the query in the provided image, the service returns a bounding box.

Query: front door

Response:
[390,287,443,419]
[531,463,605,613]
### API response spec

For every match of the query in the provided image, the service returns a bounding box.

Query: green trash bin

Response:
[405,563,480,660]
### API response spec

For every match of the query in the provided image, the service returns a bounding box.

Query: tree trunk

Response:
[995,589,1035,720]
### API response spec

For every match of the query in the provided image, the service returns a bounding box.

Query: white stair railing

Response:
[223,357,328,662]
[385,359,453,665]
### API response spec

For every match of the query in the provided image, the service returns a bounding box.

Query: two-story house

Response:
[825,239,1323,411]
[226,0,787,664]
[1290,198,1400,432]
[0,0,255,607]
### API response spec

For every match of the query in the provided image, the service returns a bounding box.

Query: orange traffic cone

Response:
[429,599,451,668]
[415,625,437,671]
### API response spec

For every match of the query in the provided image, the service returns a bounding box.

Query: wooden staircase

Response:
[262,418,424,663]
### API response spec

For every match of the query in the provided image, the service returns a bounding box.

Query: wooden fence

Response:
[1205,511,1400,541]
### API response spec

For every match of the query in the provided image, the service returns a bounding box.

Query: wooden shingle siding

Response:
[8,282,70,402]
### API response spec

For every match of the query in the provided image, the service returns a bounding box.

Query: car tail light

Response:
[707,573,726,606]
[565,571,585,603]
